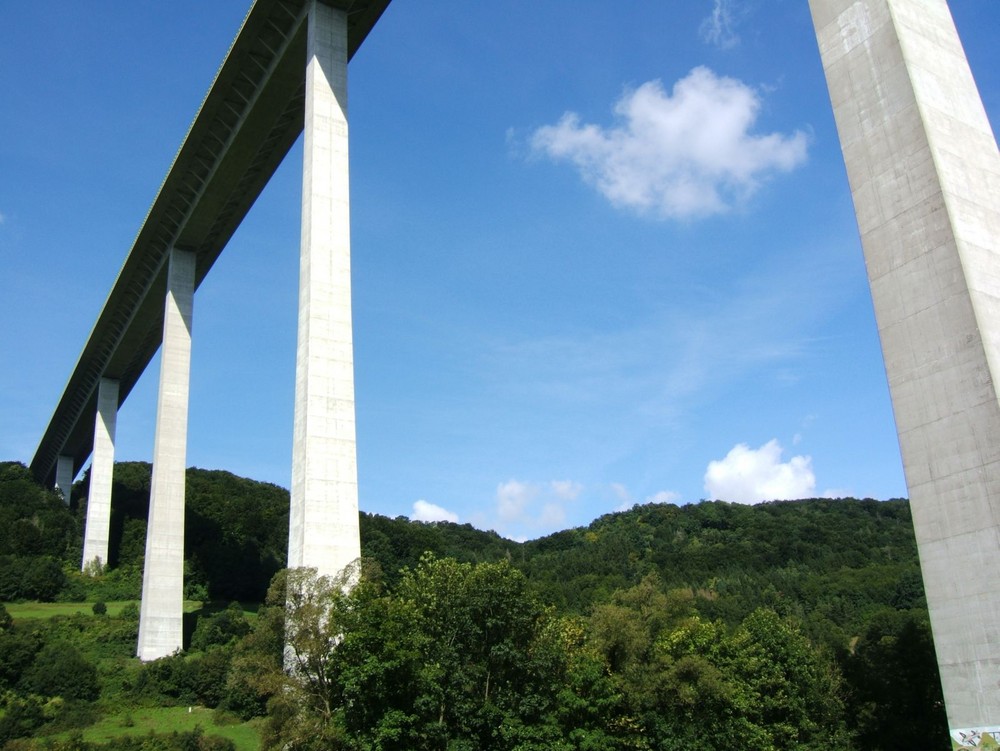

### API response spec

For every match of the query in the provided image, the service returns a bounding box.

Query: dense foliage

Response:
[80,463,291,602]
[0,460,951,749]
[238,561,850,750]
[0,462,78,601]
[520,498,923,624]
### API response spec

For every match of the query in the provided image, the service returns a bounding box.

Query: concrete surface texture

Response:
[137,247,195,661]
[30,0,381,660]
[55,455,73,506]
[82,377,118,571]
[810,0,1000,740]
[287,2,361,580]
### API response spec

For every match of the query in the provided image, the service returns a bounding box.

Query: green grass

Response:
[49,706,261,751]
[3,601,133,619]
[2,600,204,620]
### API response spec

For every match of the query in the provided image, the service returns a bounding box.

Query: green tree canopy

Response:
[20,640,100,701]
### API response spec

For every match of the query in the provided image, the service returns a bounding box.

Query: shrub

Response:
[0,695,45,743]
[132,654,196,703]
[0,627,41,690]
[190,602,250,652]
[189,648,232,707]
[20,641,100,701]
[0,555,67,601]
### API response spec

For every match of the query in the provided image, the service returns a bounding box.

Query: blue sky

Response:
[2,1,998,541]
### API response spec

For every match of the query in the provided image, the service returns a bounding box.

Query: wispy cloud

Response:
[614,485,682,512]
[491,479,585,538]
[611,482,633,512]
[646,490,681,505]
[551,479,583,501]
[412,499,459,523]
[529,67,808,220]
[485,257,830,429]
[703,439,815,503]
[497,479,536,521]
[700,0,742,50]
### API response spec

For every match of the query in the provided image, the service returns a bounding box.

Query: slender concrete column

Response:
[55,455,74,506]
[288,2,361,580]
[82,377,119,571]
[810,0,1000,741]
[137,247,195,661]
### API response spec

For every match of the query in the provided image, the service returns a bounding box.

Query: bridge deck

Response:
[30,0,390,485]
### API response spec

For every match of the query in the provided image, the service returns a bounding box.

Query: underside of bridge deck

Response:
[30,0,389,486]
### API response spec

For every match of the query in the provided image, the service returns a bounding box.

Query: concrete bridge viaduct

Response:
[28,0,389,660]
[28,0,1000,743]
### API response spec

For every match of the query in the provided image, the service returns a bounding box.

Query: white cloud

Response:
[492,478,585,537]
[539,502,567,527]
[645,490,681,505]
[700,0,741,50]
[412,499,459,523]
[529,67,808,219]
[497,479,536,520]
[704,439,815,504]
[611,482,632,512]
[615,486,682,513]
[551,479,583,500]
[821,488,851,499]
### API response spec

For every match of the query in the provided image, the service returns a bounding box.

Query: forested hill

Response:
[2,460,921,627]
[519,497,923,631]
[366,493,924,635]
[0,461,947,747]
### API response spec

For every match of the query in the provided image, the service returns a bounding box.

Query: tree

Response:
[259,565,360,750]
[0,626,41,691]
[20,640,99,701]
[256,557,633,751]
[650,609,849,751]
[726,608,848,750]
[191,601,251,651]
[843,608,949,750]
[0,694,45,744]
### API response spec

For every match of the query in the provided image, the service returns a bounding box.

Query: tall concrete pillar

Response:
[55,455,74,506]
[288,1,361,579]
[82,377,119,572]
[810,0,1000,741]
[137,247,195,661]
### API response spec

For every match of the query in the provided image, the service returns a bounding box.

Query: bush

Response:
[189,648,232,707]
[190,603,250,652]
[92,601,108,616]
[0,694,45,743]
[20,641,100,701]
[56,575,88,602]
[0,627,42,690]
[68,563,143,602]
[38,698,99,733]
[132,654,196,703]
[0,555,67,601]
